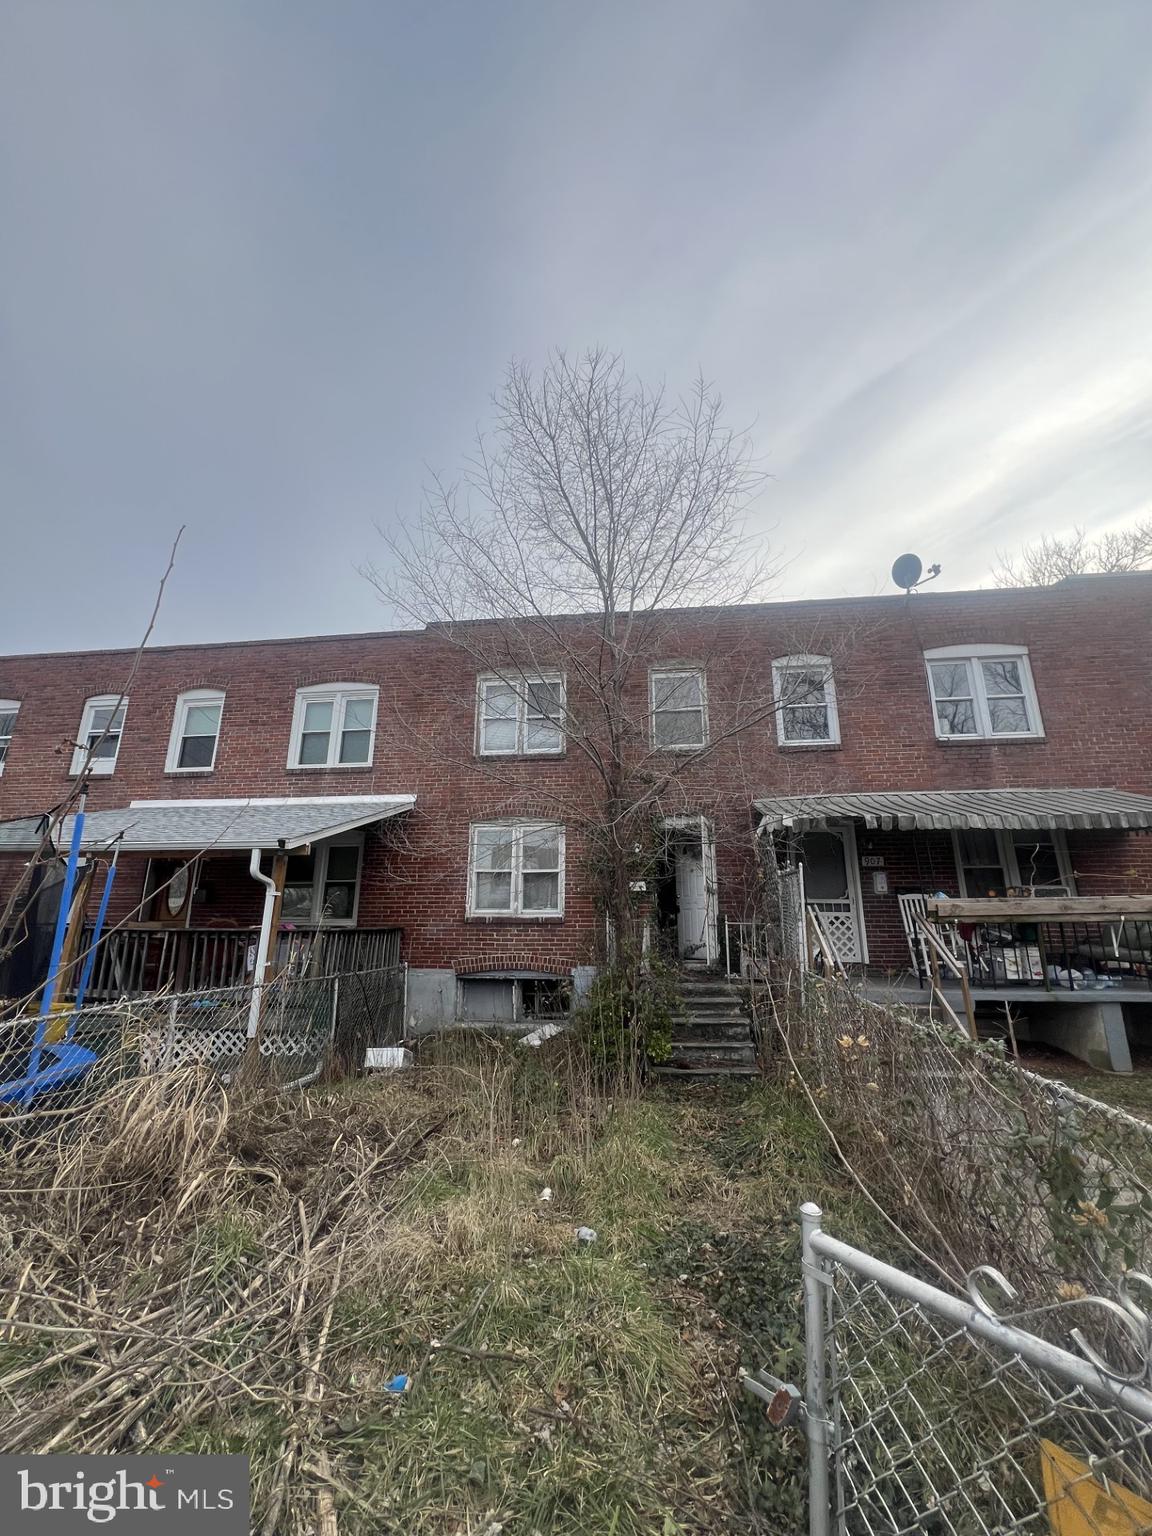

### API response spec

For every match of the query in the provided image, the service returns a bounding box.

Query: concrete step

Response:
[667,1042,757,1070]
[673,993,745,1013]
[670,1035,755,1054]
[654,1063,761,1079]
[668,1019,750,1042]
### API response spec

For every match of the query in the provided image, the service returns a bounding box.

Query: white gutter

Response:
[246,846,279,1039]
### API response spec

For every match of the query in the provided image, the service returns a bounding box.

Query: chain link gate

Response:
[746,1203,1152,1536]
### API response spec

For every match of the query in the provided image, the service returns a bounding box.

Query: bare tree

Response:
[366,350,822,972]
[993,517,1152,586]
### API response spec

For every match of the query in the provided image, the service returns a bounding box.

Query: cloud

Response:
[1,0,1150,649]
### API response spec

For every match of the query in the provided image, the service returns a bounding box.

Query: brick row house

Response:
[1,572,1150,1037]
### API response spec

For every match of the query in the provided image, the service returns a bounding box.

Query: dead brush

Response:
[0,1064,443,1531]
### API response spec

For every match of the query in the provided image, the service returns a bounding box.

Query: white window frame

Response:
[70,695,128,776]
[771,655,840,746]
[650,668,708,751]
[287,683,379,770]
[924,645,1043,741]
[165,688,225,774]
[953,828,1076,898]
[466,821,565,918]
[476,674,566,757]
[277,836,363,927]
[0,700,19,775]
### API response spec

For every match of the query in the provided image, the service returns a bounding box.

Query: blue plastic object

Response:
[0,1042,99,1105]
[384,1374,410,1393]
[0,802,107,1110]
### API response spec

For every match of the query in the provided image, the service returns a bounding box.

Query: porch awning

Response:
[0,794,416,855]
[754,788,1152,834]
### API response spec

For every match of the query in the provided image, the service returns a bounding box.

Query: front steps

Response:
[655,975,760,1079]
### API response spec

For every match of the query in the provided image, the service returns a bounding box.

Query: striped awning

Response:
[754,788,1152,834]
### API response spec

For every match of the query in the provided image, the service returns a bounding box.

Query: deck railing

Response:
[74,925,402,1002]
[926,913,1152,995]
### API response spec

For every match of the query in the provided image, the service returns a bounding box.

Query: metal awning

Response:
[0,794,416,855]
[754,788,1152,834]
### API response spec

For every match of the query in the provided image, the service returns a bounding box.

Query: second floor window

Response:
[288,684,378,768]
[477,675,565,755]
[772,656,839,745]
[166,689,224,772]
[924,646,1042,740]
[650,669,707,749]
[71,696,127,775]
[0,701,19,773]
[468,822,565,916]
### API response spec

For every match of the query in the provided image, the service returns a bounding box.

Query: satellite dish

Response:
[891,553,923,592]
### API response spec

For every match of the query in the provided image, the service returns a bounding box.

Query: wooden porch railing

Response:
[913,915,977,1039]
[75,925,402,1002]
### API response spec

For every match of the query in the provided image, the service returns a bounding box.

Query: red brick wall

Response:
[1,574,1149,972]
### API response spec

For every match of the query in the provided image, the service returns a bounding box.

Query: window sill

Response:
[285,763,374,772]
[778,740,842,752]
[650,743,708,754]
[465,914,565,924]
[935,735,1046,746]
[164,768,216,777]
[476,751,567,761]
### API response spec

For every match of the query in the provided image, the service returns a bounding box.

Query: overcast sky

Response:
[3,1,1151,653]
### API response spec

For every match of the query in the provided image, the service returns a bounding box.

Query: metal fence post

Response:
[800,1201,833,1536]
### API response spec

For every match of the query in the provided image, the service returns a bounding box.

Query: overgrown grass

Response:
[0,1028,874,1534]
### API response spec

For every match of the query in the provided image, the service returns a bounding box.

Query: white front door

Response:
[802,827,865,964]
[675,845,709,961]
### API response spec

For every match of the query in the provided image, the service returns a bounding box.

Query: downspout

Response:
[247,846,279,1039]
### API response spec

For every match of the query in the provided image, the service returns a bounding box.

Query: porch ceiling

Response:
[753,788,1152,834]
[0,794,416,854]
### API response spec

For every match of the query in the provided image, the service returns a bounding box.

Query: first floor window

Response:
[925,647,1042,739]
[289,684,378,768]
[772,656,839,745]
[71,695,127,775]
[279,841,362,924]
[955,829,1073,898]
[0,701,19,771]
[166,689,224,771]
[468,822,564,916]
[477,675,565,755]
[650,669,707,749]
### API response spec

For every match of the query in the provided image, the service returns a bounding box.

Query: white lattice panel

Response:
[811,900,861,962]
[142,1026,326,1072]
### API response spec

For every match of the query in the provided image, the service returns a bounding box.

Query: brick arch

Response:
[451,952,571,977]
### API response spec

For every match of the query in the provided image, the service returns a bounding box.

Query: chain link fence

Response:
[0,963,406,1119]
[749,976,1152,1533]
[748,1202,1152,1536]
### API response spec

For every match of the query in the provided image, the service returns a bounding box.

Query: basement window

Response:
[457,973,571,1024]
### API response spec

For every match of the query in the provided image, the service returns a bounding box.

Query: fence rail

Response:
[748,1201,1152,1536]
